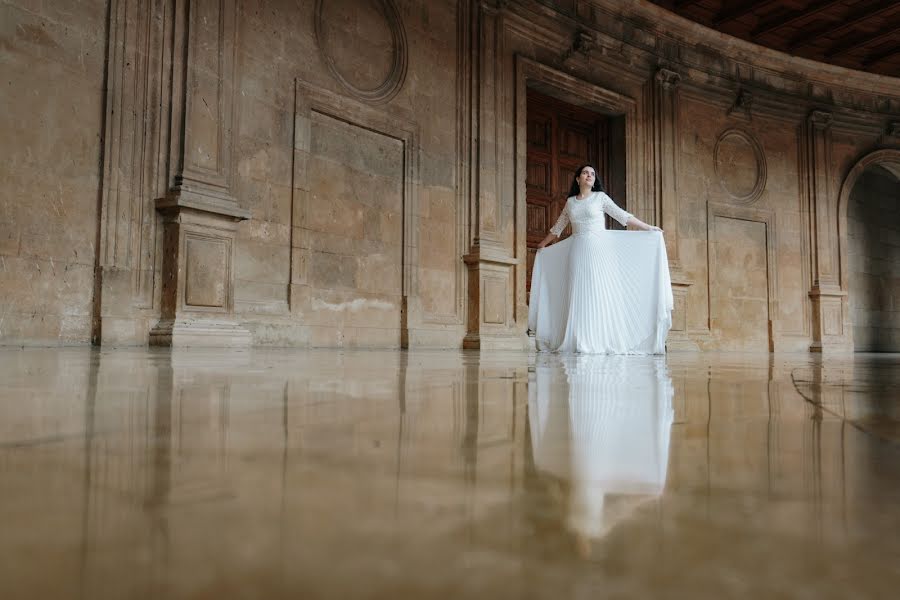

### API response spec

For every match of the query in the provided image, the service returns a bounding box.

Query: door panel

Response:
[525,90,610,294]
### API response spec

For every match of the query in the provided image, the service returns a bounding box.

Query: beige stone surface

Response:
[0,0,106,345]
[1,347,900,598]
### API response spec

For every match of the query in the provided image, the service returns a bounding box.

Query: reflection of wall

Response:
[3,349,900,596]
[666,357,864,546]
[847,167,900,352]
[0,349,530,598]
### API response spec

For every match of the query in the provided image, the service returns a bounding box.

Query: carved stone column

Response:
[462,1,527,350]
[804,110,850,353]
[651,67,695,350]
[150,0,250,347]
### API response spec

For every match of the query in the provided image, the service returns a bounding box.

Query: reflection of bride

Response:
[527,354,674,547]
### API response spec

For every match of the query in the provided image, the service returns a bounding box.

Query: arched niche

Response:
[836,148,900,351]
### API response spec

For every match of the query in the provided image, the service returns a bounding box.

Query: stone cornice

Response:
[506,0,900,117]
[597,0,900,99]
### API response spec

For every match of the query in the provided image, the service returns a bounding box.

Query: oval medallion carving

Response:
[714,129,766,203]
[314,0,408,104]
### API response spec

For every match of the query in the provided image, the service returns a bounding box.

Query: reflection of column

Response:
[79,352,169,598]
[151,0,250,347]
[651,68,694,349]
[804,110,850,353]
[78,351,99,600]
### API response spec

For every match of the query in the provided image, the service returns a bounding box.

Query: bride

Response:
[528,165,673,354]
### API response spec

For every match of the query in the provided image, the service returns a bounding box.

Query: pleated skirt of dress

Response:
[528,230,673,354]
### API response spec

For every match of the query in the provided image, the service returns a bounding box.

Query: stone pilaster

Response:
[462,1,527,350]
[651,67,695,350]
[150,0,250,347]
[804,110,850,353]
[95,0,174,345]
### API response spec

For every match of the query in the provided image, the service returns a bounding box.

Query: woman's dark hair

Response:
[568,164,605,197]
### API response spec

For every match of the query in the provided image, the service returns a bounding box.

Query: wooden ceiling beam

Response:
[752,0,847,39]
[788,0,900,50]
[674,0,705,9]
[714,0,779,26]
[826,23,900,58]
[863,45,900,67]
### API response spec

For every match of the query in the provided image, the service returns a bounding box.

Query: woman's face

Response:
[576,167,596,188]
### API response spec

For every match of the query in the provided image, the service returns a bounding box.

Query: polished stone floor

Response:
[1,347,899,599]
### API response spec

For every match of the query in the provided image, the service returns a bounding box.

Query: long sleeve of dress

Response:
[549,203,570,237]
[600,193,633,227]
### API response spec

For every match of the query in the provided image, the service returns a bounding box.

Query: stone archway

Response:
[837,148,900,351]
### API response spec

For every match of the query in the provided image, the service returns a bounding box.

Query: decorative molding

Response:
[169,0,240,203]
[713,128,767,204]
[654,67,681,90]
[98,0,173,310]
[291,81,424,338]
[727,88,753,120]
[679,81,805,126]
[561,29,595,63]
[808,109,834,128]
[804,109,835,289]
[706,202,778,351]
[512,0,900,116]
[150,203,250,347]
[314,0,408,104]
[651,66,684,269]
[453,0,473,328]
[808,286,850,353]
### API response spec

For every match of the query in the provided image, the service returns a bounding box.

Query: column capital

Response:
[655,67,681,90]
[808,109,833,128]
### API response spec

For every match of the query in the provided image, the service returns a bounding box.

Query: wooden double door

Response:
[525,89,613,294]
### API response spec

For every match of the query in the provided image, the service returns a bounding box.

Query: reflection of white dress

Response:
[528,354,674,538]
[528,192,673,354]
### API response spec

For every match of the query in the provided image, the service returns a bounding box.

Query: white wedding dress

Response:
[528,192,673,354]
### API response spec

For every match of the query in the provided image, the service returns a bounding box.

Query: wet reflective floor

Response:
[1,348,899,599]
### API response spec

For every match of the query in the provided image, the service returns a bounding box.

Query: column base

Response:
[809,285,852,354]
[150,319,252,348]
[666,265,696,351]
[463,332,531,351]
[665,330,700,352]
[809,340,853,354]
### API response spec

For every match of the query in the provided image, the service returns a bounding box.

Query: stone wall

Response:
[1,0,899,351]
[234,0,463,347]
[847,167,900,352]
[0,0,106,343]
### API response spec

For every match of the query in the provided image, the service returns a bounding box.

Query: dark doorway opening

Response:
[524,89,627,295]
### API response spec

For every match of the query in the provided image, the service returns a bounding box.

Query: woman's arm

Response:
[537,232,558,249]
[626,216,662,232]
[539,203,571,248]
